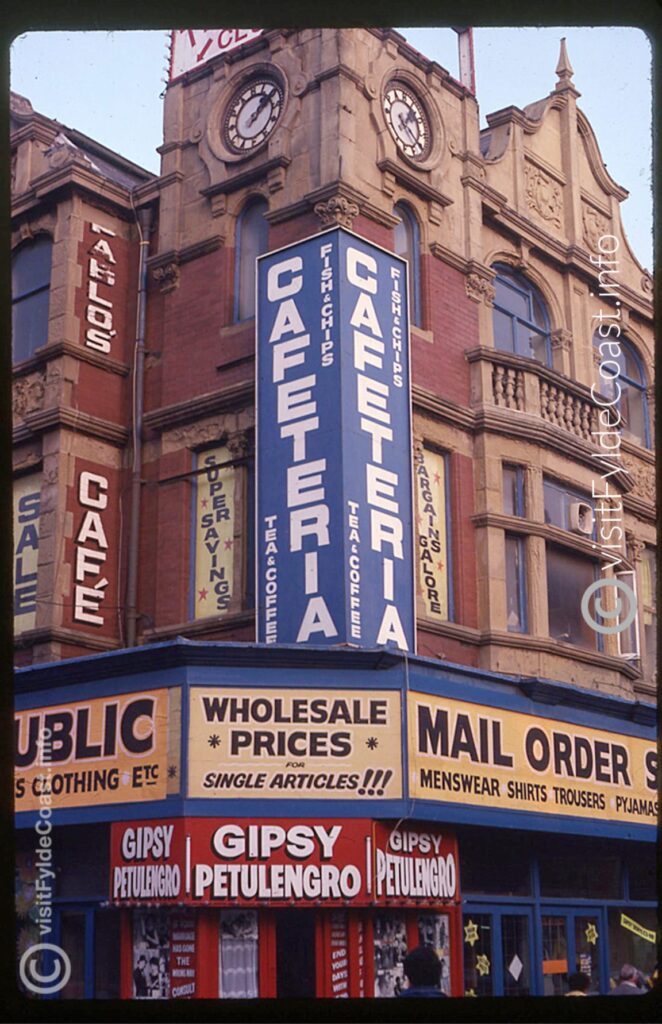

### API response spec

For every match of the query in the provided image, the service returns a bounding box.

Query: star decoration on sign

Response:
[585,923,598,945]
[224,538,233,550]
[433,472,440,485]
[436,561,444,571]
[201,498,208,508]
[167,765,178,779]
[198,588,208,601]
[365,737,379,750]
[465,988,476,997]
[208,734,221,748]
[464,920,479,947]
[475,954,490,977]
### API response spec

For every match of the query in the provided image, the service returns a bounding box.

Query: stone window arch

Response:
[491,263,551,365]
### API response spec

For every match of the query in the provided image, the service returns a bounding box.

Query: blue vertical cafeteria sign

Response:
[257,227,415,651]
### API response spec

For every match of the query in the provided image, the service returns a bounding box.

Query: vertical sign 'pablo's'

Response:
[257,228,414,650]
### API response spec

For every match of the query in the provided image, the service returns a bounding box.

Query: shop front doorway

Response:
[275,909,317,998]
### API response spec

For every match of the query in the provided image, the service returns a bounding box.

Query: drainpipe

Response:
[126,205,153,647]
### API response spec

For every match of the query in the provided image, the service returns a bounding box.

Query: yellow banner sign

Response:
[13,474,41,633]
[408,692,657,825]
[415,448,448,620]
[15,689,176,812]
[620,914,656,944]
[189,688,402,799]
[194,447,235,618]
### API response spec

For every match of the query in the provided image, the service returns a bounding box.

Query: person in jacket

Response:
[609,964,647,995]
[398,945,447,998]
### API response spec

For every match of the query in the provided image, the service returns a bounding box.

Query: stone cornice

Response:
[12,164,137,220]
[478,631,640,681]
[377,158,453,208]
[200,155,291,200]
[265,180,399,230]
[483,207,653,317]
[13,340,130,379]
[144,380,254,434]
[145,610,255,643]
[413,386,475,431]
[13,406,129,446]
[148,235,224,271]
[416,618,481,644]
[14,626,118,653]
[471,511,633,565]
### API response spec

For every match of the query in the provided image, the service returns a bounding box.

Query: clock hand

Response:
[248,94,270,127]
[398,112,417,145]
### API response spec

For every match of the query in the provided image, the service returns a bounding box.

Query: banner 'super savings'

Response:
[257,228,415,651]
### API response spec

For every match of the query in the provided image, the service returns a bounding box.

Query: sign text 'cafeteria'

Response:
[257,228,414,651]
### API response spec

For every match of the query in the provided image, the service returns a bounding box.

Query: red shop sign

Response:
[111,819,460,908]
[111,818,374,907]
[372,822,460,905]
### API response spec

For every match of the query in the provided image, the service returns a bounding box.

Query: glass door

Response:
[463,905,535,997]
[540,908,606,995]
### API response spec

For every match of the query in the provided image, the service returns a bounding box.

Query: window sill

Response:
[411,325,434,345]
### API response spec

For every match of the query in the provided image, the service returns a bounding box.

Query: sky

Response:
[9,27,653,269]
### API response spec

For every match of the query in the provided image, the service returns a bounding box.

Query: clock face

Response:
[223,78,284,153]
[383,83,430,160]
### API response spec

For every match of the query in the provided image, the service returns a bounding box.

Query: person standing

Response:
[398,946,447,998]
[565,971,591,996]
[609,964,647,995]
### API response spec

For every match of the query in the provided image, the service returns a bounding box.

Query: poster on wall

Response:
[132,909,171,999]
[15,689,177,812]
[188,687,403,799]
[13,473,41,633]
[409,691,658,826]
[373,913,408,997]
[193,447,235,618]
[256,227,414,652]
[418,912,451,995]
[326,911,350,998]
[415,447,448,620]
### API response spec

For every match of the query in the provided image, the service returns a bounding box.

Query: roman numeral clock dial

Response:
[223,78,284,153]
[383,83,431,161]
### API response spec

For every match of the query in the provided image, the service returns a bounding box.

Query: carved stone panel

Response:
[523,161,563,229]
[13,371,46,423]
[582,202,610,252]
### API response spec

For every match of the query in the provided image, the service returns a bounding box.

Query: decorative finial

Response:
[555,37,574,90]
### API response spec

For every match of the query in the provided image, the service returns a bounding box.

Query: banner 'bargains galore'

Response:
[409,692,658,825]
[256,228,414,651]
[188,687,403,799]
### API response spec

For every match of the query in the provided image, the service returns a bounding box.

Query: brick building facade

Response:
[13,29,656,1001]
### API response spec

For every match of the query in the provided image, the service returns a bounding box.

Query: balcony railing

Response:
[467,347,598,442]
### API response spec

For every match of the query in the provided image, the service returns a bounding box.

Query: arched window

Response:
[235,198,269,322]
[12,236,52,363]
[593,334,650,448]
[492,264,551,365]
[393,202,421,327]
